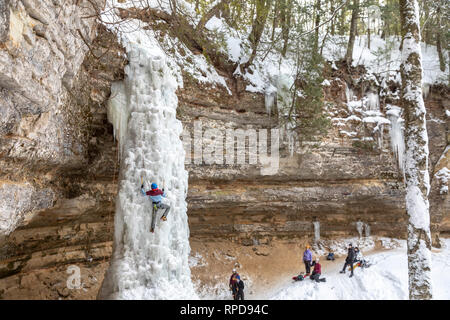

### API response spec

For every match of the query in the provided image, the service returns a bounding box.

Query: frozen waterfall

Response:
[98,33,196,299]
[386,105,405,175]
[313,221,320,242]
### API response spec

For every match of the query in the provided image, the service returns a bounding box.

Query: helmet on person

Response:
[232,268,236,273]
[306,244,310,249]
[315,258,320,262]
[151,183,158,190]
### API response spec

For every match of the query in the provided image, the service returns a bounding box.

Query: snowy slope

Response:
[269,239,450,300]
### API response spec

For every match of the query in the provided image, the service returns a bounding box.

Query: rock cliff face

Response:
[179,73,449,245]
[0,2,448,299]
[0,1,126,299]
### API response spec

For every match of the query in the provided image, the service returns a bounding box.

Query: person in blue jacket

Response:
[303,244,313,274]
[141,182,170,233]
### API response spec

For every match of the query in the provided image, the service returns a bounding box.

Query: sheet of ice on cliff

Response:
[99,26,197,299]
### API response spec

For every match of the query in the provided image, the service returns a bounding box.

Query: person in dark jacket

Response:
[310,258,326,282]
[303,244,313,274]
[340,243,355,277]
[236,279,245,300]
[229,269,241,300]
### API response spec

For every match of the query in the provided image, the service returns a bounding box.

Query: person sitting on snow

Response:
[354,247,369,268]
[310,258,326,282]
[141,182,170,233]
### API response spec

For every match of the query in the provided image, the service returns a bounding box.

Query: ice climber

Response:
[141,182,170,233]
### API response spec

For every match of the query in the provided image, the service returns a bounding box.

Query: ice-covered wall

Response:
[99,29,196,299]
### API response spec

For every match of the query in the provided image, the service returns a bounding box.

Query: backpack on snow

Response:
[326,253,335,260]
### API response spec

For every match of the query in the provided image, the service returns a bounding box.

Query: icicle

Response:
[377,123,384,149]
[345,83,355,102]
[366,91,380,111]
[285,123,296,157]
[313,221,320,242]
[364,223,371,237]
[387,105,405,175]
[264,91,276,115]
[422,83,430,99]
[356,221,364,238]
[107,81,129,159]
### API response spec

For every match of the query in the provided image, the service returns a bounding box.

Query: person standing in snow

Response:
[236,279,245,300]
[310,258,326,282]
[303,244,313,274]
[229,269,241,300]
[141,182,170,233]
[340,243,355,277]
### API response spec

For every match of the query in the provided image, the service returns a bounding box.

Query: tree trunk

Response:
[330,1,336,36]
[313,0,322,55]
[339,2,346,36]
[345,0,359,66]
[280,0,291,57]
[399,0,433,300]
[243,0,272,69]
[271,0,279,42]
[436,6,446,72]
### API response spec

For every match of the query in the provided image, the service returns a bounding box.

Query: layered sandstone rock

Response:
[0,1,125,299]
[0,3,447,298]
[179,70,449,246]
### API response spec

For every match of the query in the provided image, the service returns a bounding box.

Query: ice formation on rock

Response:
[386,105,405,175]
[313,221,321,242]
[99,31,196,300]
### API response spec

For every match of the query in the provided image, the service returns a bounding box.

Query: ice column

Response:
[356,221,364,238]
[313,221,320,242]
[387,105,405,175]
[99,38,196,299]
[364,223,371,237]
[366,91,380,111]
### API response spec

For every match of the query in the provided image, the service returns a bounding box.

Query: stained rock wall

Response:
[0,0,126,299]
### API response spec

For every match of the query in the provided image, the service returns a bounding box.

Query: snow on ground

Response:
[268,238,450,300]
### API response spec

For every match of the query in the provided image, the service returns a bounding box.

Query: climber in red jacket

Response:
[141,182,170,233]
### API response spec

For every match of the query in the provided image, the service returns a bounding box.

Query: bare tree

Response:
[345,0,359,66]
[399,0,433,300]
[242,0,272,70]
